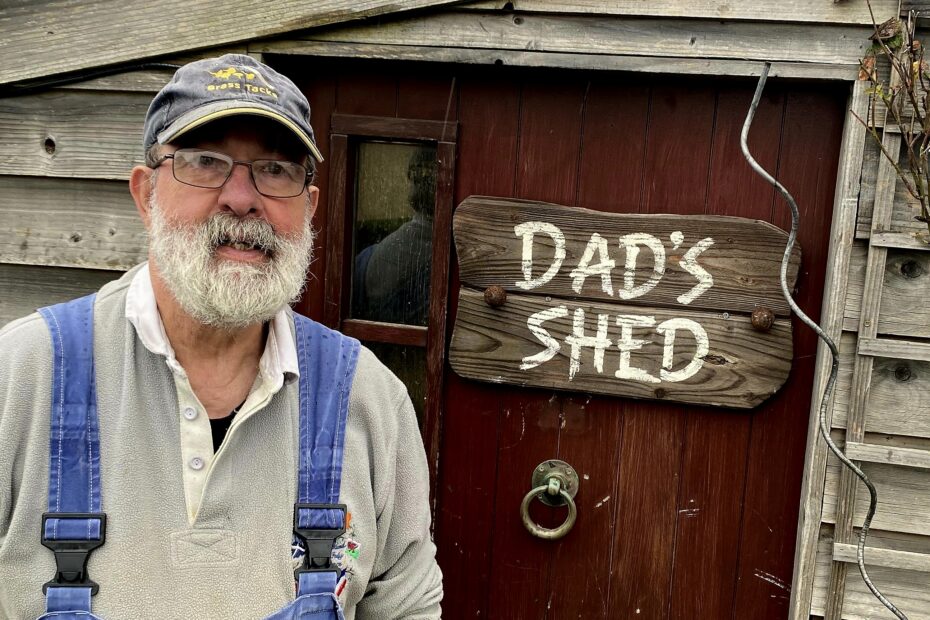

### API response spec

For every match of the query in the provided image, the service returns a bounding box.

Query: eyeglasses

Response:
[155,149,313,198]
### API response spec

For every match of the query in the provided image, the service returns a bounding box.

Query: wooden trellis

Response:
[794,73,930,619]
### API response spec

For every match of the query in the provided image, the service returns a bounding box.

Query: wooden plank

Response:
[0,1,461,86]
[856,142,930,241]
[396,74,458,121]
[433,74,520,620]
[614,82,715,618]
[49,47,245,93]
[823,459,930,537]
[859,336,930,362]
[845,245,930,338]
[834,542,930,572]
[331,114,457,141]
[843,242,868,332]
[669,83,779,619]
[670,410,752,617]
[260,40,860,81]
[460,0,900,25]
[789,79,868,620]
[870,230,930,250]
[823,123,901,620]
[55,68,176,93]
[811,528,930,619]
[0,89,148,180]
[610,404,686,617]
[739,85,846,620]
[422,140,455,515]
[454,197,801,316]
[286,12,872,66]
[450,287,793,409]
[485,78,585,620]
[0,175,145,270]
[832,334,930,440]
[323,134,348,329]
[845,442,930,470]
[287,64,336,322]
[544,79,636,618]
[0,263,121,328]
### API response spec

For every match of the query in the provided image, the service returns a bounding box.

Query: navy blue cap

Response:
[143,54,322,162]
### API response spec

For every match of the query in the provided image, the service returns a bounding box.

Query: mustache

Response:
[205,212,282,254]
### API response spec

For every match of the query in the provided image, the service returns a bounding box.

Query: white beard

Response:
[147,194,314,330]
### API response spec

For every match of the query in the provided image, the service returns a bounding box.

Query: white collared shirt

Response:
[124,263,299,522]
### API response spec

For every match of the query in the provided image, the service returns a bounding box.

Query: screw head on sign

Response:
[751,307,775,332]
[484,285,507,308]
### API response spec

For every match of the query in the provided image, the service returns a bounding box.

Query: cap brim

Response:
[157,101,324,163]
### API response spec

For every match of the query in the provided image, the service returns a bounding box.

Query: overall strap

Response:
[37,294,107,615]
[291,313,359,597]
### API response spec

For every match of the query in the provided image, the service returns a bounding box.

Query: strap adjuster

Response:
[292,503,345,580]
[41,512,107,595]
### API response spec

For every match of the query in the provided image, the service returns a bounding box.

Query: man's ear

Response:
[129,165,155,228]
[306,185,320,219]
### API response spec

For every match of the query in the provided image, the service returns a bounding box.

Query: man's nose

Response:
[218,162,261,215]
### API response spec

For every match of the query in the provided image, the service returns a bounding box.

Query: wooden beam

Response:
[831,336,930,441]
[856,140,929,241]
[331,114,458,141]
[789,79,869,620]
[858,336,930,362]
[461,0,901,26]
[0,1,462,86]
[260,40,859,80]
[823,105,902,619]
[0,175,145,270]
[833,542,930,573]
[822,459,930,536]
[0,89,149,180]
[870,231,930,250]
[0,263,121,328]
[845,442,930,470]
[277,12,872,66]
[811,528,930,617]
[845,243,930,339]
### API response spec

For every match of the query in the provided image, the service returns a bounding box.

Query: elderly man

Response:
[0,55,442,619]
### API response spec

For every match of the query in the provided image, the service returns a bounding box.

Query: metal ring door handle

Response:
[520,459,579,540]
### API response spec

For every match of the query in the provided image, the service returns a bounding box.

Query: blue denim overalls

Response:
[36,294,360,619]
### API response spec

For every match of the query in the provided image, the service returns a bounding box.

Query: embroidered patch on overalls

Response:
[291,512,360,604]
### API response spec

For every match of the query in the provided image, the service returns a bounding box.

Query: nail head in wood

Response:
[484,285,507,308]
[751,306,775,332]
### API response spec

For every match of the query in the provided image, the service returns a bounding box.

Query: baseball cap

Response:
[142,54,323,162]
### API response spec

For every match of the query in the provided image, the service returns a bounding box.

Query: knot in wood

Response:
[484,285,507,308]
[751,307,775,332]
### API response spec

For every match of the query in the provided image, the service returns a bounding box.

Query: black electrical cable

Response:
[741,62,908,620]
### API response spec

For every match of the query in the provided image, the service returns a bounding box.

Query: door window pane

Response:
[351,141,437,326]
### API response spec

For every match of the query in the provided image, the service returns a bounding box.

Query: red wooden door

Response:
[285,57,846,619]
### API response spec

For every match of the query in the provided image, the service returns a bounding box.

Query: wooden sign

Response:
[449,196,802,409]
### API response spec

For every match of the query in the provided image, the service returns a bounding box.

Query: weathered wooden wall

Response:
[0,60,198,326]
[792,74,930,619]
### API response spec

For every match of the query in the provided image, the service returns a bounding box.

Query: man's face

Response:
[139,119,319,329]
[151,120,315,244]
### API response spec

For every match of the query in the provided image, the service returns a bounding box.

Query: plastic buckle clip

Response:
[40,512,107,595]
[292,503,346,580]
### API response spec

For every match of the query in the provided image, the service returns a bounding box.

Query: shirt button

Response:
[182,407,197,420]
[189,457,205,471]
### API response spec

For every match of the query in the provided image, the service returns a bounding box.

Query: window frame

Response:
[324,113,456,500]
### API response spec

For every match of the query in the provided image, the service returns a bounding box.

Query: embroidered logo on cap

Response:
[206,66,278,99]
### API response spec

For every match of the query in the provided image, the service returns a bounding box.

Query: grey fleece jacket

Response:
[0,270,442,619]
